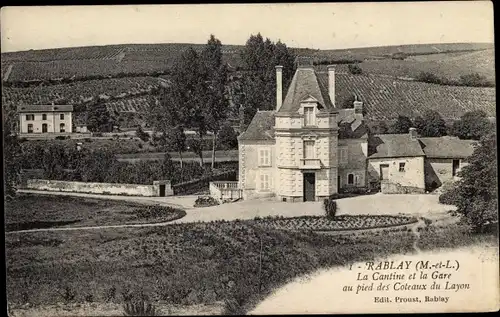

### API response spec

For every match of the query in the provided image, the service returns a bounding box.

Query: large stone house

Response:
[237,65,476,201]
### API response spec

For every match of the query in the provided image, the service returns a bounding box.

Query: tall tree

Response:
[201,35,230,168]
[451,110,493,140]
[390,115,413,134]
[239,34,296,124]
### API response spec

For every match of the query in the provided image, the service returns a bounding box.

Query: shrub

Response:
[323,198,338,220]
[348,63,363,75]
[194,195,219,207]
[123,300,158,316]
[55,135,69,140]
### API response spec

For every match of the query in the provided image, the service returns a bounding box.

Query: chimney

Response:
[353,97,363,115]
[276,66,283,111]
[327,65,336,107]
[409,127,418,140]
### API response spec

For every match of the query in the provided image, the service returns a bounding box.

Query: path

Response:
[9,190,454,234]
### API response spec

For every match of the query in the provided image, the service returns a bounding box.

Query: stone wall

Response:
[381,181,425,194]
[26,179,158,197]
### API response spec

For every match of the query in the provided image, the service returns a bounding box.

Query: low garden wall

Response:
[381,181,425,194]
[26,179,159,197]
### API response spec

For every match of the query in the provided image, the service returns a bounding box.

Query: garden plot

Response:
[5,194,185,232]
[253,215,418,232]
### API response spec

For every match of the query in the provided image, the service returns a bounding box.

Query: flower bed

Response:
[253,215,418,232]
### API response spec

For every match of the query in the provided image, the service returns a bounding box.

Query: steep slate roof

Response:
[369,134,425,158]
[17,105,73,112]
[419,137,477,158]
[238,110,275,141]
[278,66,333,113]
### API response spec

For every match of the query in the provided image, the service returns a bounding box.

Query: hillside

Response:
[1,42,495,129]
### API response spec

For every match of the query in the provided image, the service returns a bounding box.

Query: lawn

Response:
[5,215,496,315]
[4,194,186,232]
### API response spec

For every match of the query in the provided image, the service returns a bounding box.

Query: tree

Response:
[87,102,113,133]
[416,72,443,85]
[3,118,22,199]
[368,121,389,135]
[240,34,296,124]
[348,63,363,75]
[440,132,498,232]
[419,110,447,137]
[413,116,426,135]
[201,35,230,169]
[187,138,204,166]
[166,125,186,169]
[451,110,492,140]
[389,115,413,134]
[217,123,238,150]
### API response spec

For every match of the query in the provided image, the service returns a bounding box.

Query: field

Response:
[356,49,495,82]
[5,194,186,232]
[328,72,496,120]
[2,42,495,130]
[6,213,495,314]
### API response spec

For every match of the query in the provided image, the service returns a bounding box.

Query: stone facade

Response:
[237,65,476,201]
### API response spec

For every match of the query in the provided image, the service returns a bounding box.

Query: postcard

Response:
[2,2,497,316]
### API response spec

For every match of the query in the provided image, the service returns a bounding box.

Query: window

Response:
[355,175,360,186]
[60,123,65,133]
[399,162,406,172]
[25,114,34,121]
[339,147,348,164]
[27,124,33,133]
[42,114,47,120]
[60,114,65,120]
[347,173,354,185]
[259,173,270,191]
[304,107,315,126]
[303,141,315,159]
[258,148,271,166]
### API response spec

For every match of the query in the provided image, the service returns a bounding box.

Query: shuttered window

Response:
[303,141,315,159]
[304,107,315,126]
[258,148,271,166]
[259,173,270,191]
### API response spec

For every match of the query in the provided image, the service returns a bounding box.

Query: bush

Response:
[323,198,338,220]
[194,195,219,207]
[348,63,363,75]
[123,300,158,316]
[55,135,70,140]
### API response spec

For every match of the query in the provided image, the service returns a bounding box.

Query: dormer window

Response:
[304,106,315,126]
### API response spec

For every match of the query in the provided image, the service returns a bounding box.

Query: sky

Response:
[0,2,494,53]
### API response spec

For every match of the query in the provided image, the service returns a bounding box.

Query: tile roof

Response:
[278,66,334,113]
[238,110,275,141]
[419,136,477,158]
[17,105,73,112]
[369,134,425,158]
